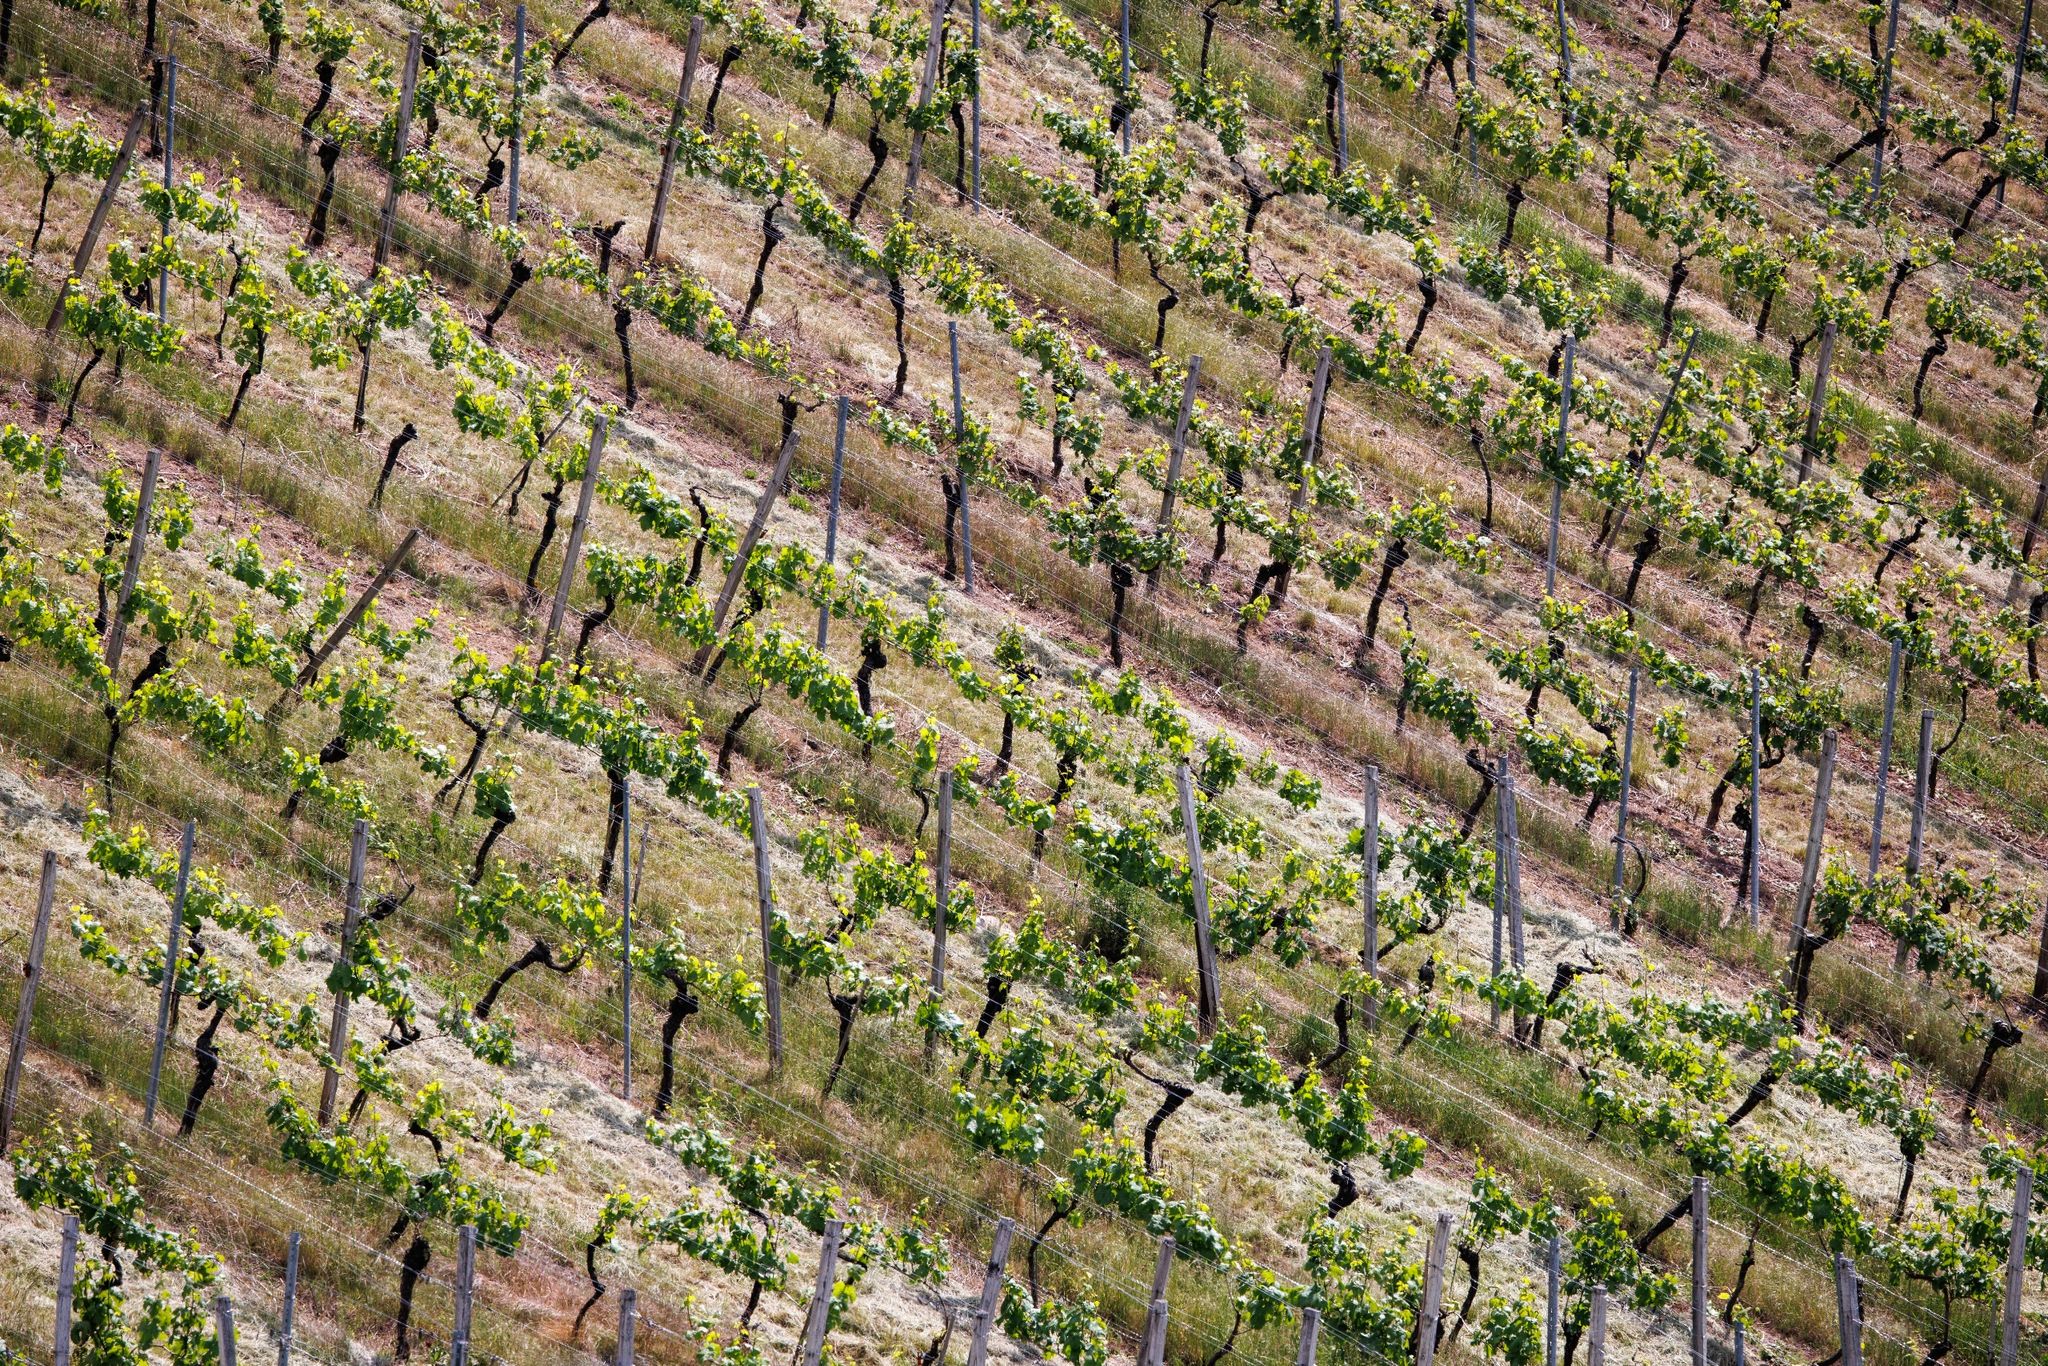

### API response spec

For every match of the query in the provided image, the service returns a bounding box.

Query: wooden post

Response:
[1554,0,1572,87]
[2002,0,2035,206]
[278,1233,301,1366]
[1834,1255,1862,1366]
[1149,357,1202,593]
[1546,337,1574,597]
[1690,1176,1708,1366]
[963,1218,1014,1366]
[1871,0,1900,199]
[1641,329,1696,466]
[749,787,783,1070]
[1585,1286,1606,1366]
[46,104,147,334]
[1788,729,1838,955]
[1118,0,1132,152]
[1868,639,1901,878]
[450,1225,476,1366]
[1732,1321,1744,1366]
[1415,1213,1451,1366]
[1,850,58,1152]
[1295,1308,1321,1366]
[1905,708,1934,877]
[1462,0,1477,178]
[1138,1236,1174,1366]
[317,820,369,1128]
[949,322,974,595]
[1505,769,1525,971]
[214,1296,237,1366]
[619,777,633,1100]
[52,1214,77,1366]
[1330,0,1348,170]
[1747,666,1763,930]
[1798,321,1837,483]
[541,418,609,664]
[1174,762,1222,1037]
[1491,753,1508,1031]
[505,4,526,224]
[2001,1165,2031,1366]
[1544,1233,1559,1366]
[700,429,802,670]
[800,1221,842,1366]
[372,28,425,273]
[818,396,849,648]
[103,447,163,677]
[1361,765,1381,1030]
[1610,667,1639,928]
[156,55,176,322]
[901,0,948,204]
[925,774,952,1068]
[644,18,704,260]
[969,0,983,205]
[1274,347,1332,604]
[143,819,196,1127]
[616,1287,637,1366]
[291,528,420,692]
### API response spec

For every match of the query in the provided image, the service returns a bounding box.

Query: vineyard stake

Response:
[1867,638,1901,878]
[1491,753,1508,1031]
[1149,356,1202,593]
[1905,707,1933,877]
[1690,1176,1708,1366]
[156,54,176,322]
[1732,1321,1744,1366]
[142,819,196,1128]
[1462,0,1477,179]
[1787,728,1837,957]
[818,396,849,648]
[289,527,421,700]
[800,1220,842,1366]
[925,773,952,1069]
[2000,1165,2031,1365]
[950,321,974,595]
[1797,321,1836,483]
[541,417,609,665]
[969,0,982,205]
[2032,895,2048,1015]
[901,0,948,204]
[1361,764,1381,1030]
[1871,0,1899,199]
[616,1286,637,1366]
[1834,1255,1862,1366]
[644,18,704,260]
[45,103,146,334]
[1585,1285,1606,1364]
[317,820,369,1128]
[1119,0,1132,152]
[1331,0,1348,170]
[215,1296,237,1366]
[1543,1233,1559,1366]
[52,1214,77,1366]
[1,850,58,1152]
[1610,667,1638,928]
[1139,1236,1175,1366]
[700,429,802,671]
[450,1225,476,1366]
[1545,337,1574,596]
[1294,1307,1321,1366]
[372,28,425,273]
[2003,0,2035,206]
[1505,769,1525,971]
[749,787,783,1070]
[1173,761,1222,1036]
[963,1217,1013,1366]
[619,777,633,1099]
[1640,329,1696,466]
[278,1232,301,1366]
[103,446,163,676]
[1275,346,1333,604]
[1746,667,1762,930]
[1554,0,1572,89]
[506,4,525,224]
[1415,1213,1451,1366]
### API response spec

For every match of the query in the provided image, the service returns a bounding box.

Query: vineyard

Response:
[13,0,2048,1356]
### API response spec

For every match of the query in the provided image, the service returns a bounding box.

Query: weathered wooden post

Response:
[156,55,176,321]
[1361,765,1381,1030]
[901,0,948,203]
[143,819,196,1127]
[949,321,974,594]
[1906,707,1934,878]
[699,430,802,670]
[214,1296,237,1366]
[1274,347,1332,604]
[1747,666,1763,930]
[103,446,163,676]
[2001,1166,2032,1366]
[1462,0,1477,177]
[372,28,425,273]
[963,1218,1014,1366]
[317,820,369,1128]
[1834,1255,1862,1366]
[818,396,849,648]
[1149,357,1202,593]
[1505,769,1525,971]
[1545,337,1575,596]
[52,1214,77,1366]
[1415,1213,1452,1366]
[1690,1177,1708,1366]
[749,787,783,1070]
[278,1232,302,1366]
[1554,0,1572,87]
[619,778,634,1098]
[1138,1236,1174,1366]
[969,0,983,205]
[1331,0,1348,170]
[1,850,57,1151]
[644,18,704,260]
[1118,0,1132,153]
[925,773,953,1069]
[616,1287,637,1366]
[1732,1320,1745,1366]
[2000,0,2035,205]
[800,1221,843,1366]
[1544,1233,1560,1366]
[1585,1285,1606,1366]
[450,1225,476,1366]
[1491,754,1508,1031]
[1788,729,1838,955]
[540,417,608,664]
[1295,1307,1321,1366]
[505,5,526,223]
[1867,638,1901,878]
[1173,762,1222,1036]
[1142,1301,1167,1366]
[1798,321,1837,483]
[1870,0,1900,198]
[1610,667,1639,929]
[46,104,147,334]
[291,529,421,697]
